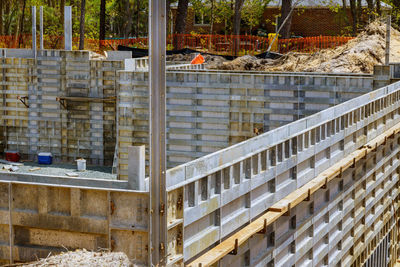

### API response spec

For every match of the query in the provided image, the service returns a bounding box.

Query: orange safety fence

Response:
[279,36,354,53]
[0,33,354,55]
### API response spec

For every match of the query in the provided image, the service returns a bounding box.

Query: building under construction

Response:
[1,3,400,267]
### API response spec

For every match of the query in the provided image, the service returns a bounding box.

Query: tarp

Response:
[117,45,282,60]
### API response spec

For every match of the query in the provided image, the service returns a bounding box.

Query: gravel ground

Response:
[18,249,133,267]
[0,161,116,180]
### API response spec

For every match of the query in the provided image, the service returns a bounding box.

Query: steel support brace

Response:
[149,0,167,266]
[385,15,391,65]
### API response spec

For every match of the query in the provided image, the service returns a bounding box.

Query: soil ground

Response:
[206,20,400,74]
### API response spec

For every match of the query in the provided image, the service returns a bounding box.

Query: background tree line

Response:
[0,0,395,48]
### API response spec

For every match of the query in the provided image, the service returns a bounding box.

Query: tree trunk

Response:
[210,0,214,35]
[166,0,170,35]
[99,0,106,40]
[60,0,65,30]
[99,0,106,50]
[232,0,244,36]
[349,0,357,36]
[4,0,10,35]
[209,0,214,51]
[279,0,292,39]
[356,0,361,25]
[342,0,349,26]
[366,0,373,13]
[124,0,132,37]
[0,0,3,36]
[376,0,381,15]
[173,0,189,49]
[79,0,86,50]
[232,0,245,56]
[136,0,140,38]
[14,3,21,47]
[18,0,26,48]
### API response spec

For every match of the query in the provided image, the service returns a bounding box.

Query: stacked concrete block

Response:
[117,71,374,179]
[0,175,149,266]
[0,57,32,156]
[373,65,391,89]
[164,81,400,266]
[33,50,64,159]
[0,49,123,164]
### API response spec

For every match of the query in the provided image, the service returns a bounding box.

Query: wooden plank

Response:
[57,96,116,102]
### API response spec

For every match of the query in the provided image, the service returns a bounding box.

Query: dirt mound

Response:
[18,249,132,267]
[209,21,400,73]
[208,55,274,70]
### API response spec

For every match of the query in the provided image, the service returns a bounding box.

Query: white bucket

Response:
[76,159,86,172]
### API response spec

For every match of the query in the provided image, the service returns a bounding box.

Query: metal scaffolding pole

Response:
[40,6,44,50]
[149,0,167,266]
[32,6,36,59]
[64,6,72,50]
[385,15,391,65]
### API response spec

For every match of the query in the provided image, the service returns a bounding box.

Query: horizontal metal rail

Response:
[188,120,400,267]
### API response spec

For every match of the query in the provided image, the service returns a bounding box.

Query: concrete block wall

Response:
[117,71,373,179]
[0,50,123,165]
[0,173,149,266]
[0,56,32,156]
[164,81,400,266]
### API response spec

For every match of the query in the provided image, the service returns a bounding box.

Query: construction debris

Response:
[0,162,116,179]
[0,159,23,166]
[208,21,400,73]
[167,53,227,65]
[18,249,133,267]
[2,165,19,172]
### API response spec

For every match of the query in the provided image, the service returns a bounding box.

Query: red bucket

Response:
[5,151,20,162]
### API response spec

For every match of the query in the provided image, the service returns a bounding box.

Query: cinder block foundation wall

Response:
[1,60,400,266]
[166,81,400,266]
[1,81,399,267]
[0,174,149,266]
[117,71,374,179]
[0,50,123,165]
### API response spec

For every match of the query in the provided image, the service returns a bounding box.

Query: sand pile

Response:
[17,249,132,267]
[209,21,400,73]
[207,55,273,70]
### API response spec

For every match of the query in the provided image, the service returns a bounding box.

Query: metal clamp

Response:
[56,97,67,109]
[228,239,239,255]
[17,96,29,108]
[257,219,268,234]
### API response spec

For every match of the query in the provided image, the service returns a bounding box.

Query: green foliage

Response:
[0,0,152,39]
[242,0,270,32]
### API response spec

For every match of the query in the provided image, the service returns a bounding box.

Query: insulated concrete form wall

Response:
[117,71,373,179]
[0,50,123,165]
[0,174,149,266]
[164,81,400,266]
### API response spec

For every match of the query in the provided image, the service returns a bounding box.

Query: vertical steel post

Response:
[40,6,44,50]
[149,0,167,266]
[64,6,72,50]
[32,6,36,59]
[385,15,391,65]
